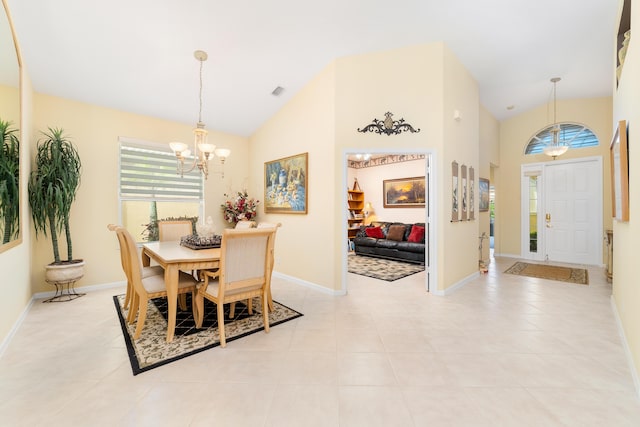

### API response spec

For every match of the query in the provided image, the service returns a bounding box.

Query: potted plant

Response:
[0,119,20,244]
[28,127,84,283]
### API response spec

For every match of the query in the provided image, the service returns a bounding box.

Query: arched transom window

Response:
[525,122,599,155]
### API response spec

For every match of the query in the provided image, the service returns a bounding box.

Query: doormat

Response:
[504,261,588,285]
[348,254,424,282]
[113,294,303,375]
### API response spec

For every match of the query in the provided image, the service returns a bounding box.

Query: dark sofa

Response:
[353,221,425,264]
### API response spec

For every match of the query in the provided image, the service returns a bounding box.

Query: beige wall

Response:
[30,94,249,293]
[249,64,337,290]
[497,97,612,258]
[338,43,481,292]
[0,0,31,344]
[0,84,19,124]
[612,0,640,394]
[479,106,499,263]
[440,46,481,289]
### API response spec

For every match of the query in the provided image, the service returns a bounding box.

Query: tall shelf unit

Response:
[347,189,365,239]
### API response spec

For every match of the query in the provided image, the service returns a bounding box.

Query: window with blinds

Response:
[119,138,203,242]
[525,122,599,155]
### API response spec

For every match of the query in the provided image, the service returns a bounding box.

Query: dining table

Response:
[141,241,221,342]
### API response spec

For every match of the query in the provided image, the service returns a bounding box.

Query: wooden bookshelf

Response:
[347,190,365,239]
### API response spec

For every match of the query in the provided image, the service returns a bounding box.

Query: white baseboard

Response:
[0,298,35,358]
[32,280,126,300]
[493,252,521,259]
[610,295,640,399]
[1,281,127,357]
[431,271,479,296]
[272,271,346,296]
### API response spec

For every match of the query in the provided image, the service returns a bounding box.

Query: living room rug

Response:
[113,294,303,375]
[504,261,589,285]
[348,254,424,282]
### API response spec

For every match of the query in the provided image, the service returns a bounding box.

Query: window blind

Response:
[119,139,203,201]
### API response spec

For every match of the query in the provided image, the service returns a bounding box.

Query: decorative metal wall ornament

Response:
[357,112,421,136]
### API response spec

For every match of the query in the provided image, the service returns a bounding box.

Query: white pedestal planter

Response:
[44,260,86,302]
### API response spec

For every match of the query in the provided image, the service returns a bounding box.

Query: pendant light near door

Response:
[542,77,569,160]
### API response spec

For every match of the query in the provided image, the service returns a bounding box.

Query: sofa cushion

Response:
[408,225,425,243]
[397,241,425,253]
[365,226,385,239]
[354,236,377,247]
[375,238,399,249]
[387,224,406,241]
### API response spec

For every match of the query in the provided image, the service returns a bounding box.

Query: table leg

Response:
[165,264,179,342]
[141,247,151,267]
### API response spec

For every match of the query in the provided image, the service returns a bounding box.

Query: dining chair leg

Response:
[229,302,236,319]
[218,302,227,347]
[267,288,274,312]
[124,281,132,310]
[133,296,149,339]
[262,292,270,334]
[194,293,205,328]
[127,293,139,324]
[191,291,198,326]
[246,298,254,315]
[178,293,187,311]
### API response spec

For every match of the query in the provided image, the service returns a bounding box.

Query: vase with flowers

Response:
[221,191,260,224]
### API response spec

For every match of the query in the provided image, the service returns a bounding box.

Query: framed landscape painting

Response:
[383,176,426,208]
[264,152,308,214]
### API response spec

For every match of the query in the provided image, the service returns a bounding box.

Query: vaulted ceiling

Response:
[6,0,617,137]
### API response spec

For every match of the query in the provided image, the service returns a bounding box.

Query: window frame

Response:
[118,137,204,241]
[524,122,599,155]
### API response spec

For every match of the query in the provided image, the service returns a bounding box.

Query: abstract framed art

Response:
[264,152,308,214]
[451,161,459,222]
[478,178,490,212]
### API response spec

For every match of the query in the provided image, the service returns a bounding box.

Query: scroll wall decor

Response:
[461,165,467,221]
[357,112,420,136]
[469,166,475,220]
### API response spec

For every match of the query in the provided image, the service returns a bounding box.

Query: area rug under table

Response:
[348,254,425,282]
[113,294,303,375]
[504,261,589,285]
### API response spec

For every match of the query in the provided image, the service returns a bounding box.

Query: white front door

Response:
[543,158,602,265]
[522,157,603,265]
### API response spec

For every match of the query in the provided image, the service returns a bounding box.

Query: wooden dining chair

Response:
[108,224,164,312]
[234,220,256,229]
[158,219,199,281]
[194,227,277,347]
[256,222,281,311]
[157,220,194,241]
[114,225,199,339]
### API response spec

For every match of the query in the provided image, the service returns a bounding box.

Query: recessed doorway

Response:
[342,150,434,293]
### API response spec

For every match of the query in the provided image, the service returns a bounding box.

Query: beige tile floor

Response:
[1,255,640,426]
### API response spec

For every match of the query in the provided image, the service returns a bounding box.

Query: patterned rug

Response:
[348,254,425,282]
[504,261,589,285]
[113,294,303,375]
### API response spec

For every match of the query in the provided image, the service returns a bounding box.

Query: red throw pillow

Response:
[407,225,425,243]
[365,226,385,239]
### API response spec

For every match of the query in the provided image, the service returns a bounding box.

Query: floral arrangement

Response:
[221,191,260,223]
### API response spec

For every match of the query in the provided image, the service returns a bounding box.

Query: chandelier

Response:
[169,50,231,179]
[542,77,569,160]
